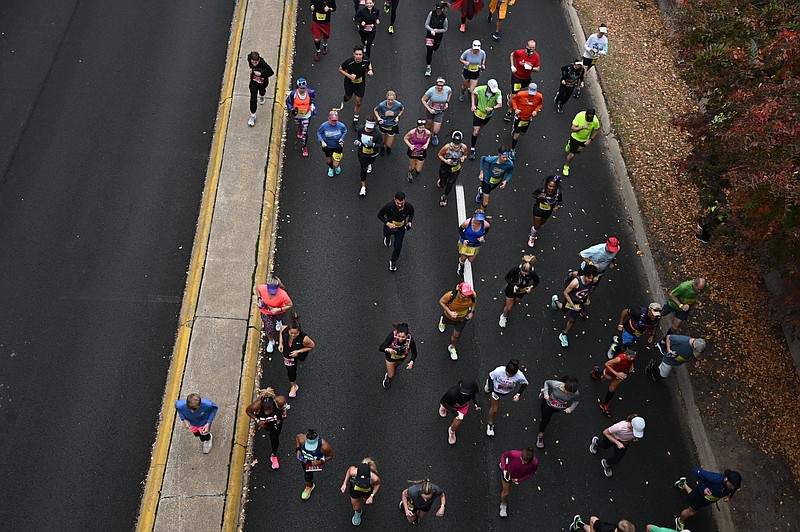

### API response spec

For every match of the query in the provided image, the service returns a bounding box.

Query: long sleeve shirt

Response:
[378,201,414,226]
[500,450,538,483]
[542,380,580,411]
[694,468,737,501]
[583,33,608,59]
[317,121,348,147]
[175,398,218,427]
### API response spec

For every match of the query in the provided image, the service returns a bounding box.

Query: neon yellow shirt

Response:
[570,112,600,142]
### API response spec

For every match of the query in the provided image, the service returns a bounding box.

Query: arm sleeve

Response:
[479,156,489,172]
[309,89,317,109]
[408,337,418,361]
[518,383,528,395]
[459,225,468,239]
[583,36,593,54]
[441,18,448,32]
[424,12,434,32]
[378,333,393,352]
[544,380,557,395]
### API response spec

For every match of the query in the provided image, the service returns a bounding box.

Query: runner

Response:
[486,0,515,40]
[550,264,597,347]
[355,115,384,195]
[383,0,399,33]
[256,275,293,354]
[424,2,450,76]
[536,376,580,448]
[563,107,600,176]
[278,312,316,398]
[663,277,708,334]
[403,119,431,182]
[400,479,446,525]
[453,0,483,32]
[340,458,382,527]
[436,130,468,207]
[295,429,334,500]
[528,175,563,247]
[338,47,373,127]
[484,359,528,436]
[422,78,452,146]
[378,191,414,270]
[470,79,502,157]
[573,236,620,309]
[591,347,637,417]
[499,254,539,328]
[504,39,540,121]
[570,515,636,532]
[609,303,662,355]
[317,110,348,177]
[378,322,418,389]
[437,282,476,360]
[439,378,481,444]
[175,393,218,454]
[458,41,486,103]
[579,23,609,96]
[645,334,707,382]
[245,387,289,469]
[474,145,513,209]
[374,90,404,155]
[589,414,645,477]
[355,0,380,59]
[310,0,337,61]
[509,82,542,153]
[498,446,538,518]
[457,208,489,276]
[673,468,741,531]
[285,78,317,157]
[246,51,275,127]
[554,59,585,113]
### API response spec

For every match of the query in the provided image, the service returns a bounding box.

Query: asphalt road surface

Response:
[0,0,233,528]
[244,1,716,531]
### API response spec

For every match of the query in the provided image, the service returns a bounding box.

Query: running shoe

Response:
[439,195,447,207]
[248,115,256,126]
[559,332,569,347]
[352,509,362,526]
[601,458,613,477]
[301,484,315,500]
[589,436,599,454]
[388,25,394,34]
[438,316,446,333]
[656,339,667,355]
[383,1,390,12]
[367,163,373,174]
[267,340,275,353]
[384,236,391,247]
[503,110,512,122]
[335,165,342,175]
[327,167,334,177]
[314,52,320,61]
[388,260,397,271]
[359,186,367,196]
[382,373,391,389]
[432,134,439,146]
[510,148,516,160]
[425,66,432,77]
[550,294,559,310]
[447,344,458,360]
[674,476,687,490]
[297,129,304,139]
[570,515,586,531]
[457,261,464,277]
[202,433,213,454]
[448,427,456,445]
[492,32,500,41]
[675,517,685,531]
[270,454,280,469]
[486,424,495,437]
[536,434,544,448]
[562,164,570,176]
[289,384,299,397]
[499,503,507,518]
[458,91,466,102]
[557,103,564,114]
[258,95,266,105]
[468,147,476,160]
[407,171,414,182]
[590,365,602,379]
[459,23,466,32]
[302,147,309,157]
[439,405,448,417]
[322,45,328,55]
[528,235,536,248]
[475,187,482,204]
[599,403,611,417]
[498,314,507,328]
[611,335,620,349]
[574,87,581,98]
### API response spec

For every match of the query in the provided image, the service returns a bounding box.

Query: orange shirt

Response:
[257,285,292,315]
[511,91,543,121]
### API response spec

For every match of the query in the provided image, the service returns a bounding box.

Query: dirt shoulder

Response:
[570,0,800,529]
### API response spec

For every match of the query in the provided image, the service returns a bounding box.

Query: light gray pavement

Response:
[149,0,289,529]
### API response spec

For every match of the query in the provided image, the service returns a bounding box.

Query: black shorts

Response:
[687,489,715,511]
[504,285,527,299]
[510,75,531,94]
[349,486,374,499]
[344,79,366,98]
[473,113,491,127]
[322,146,343,157]
[480,181,499,195]
[532,207,553,219]
[462,69,481,81]
[379,124,399,135]
[439,162,462,178]
[442,315,467,332]
[513,117,531,133]
[583,56,597,67]
[407,148,427,160]
[567,137,586,154]
[384,353,408,363]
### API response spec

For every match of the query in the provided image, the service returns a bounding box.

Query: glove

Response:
[291,108,298,116]
[354,139,362,147]
[511,66,517,73]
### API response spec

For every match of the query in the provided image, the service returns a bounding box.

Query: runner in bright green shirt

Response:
[663,277,707,334]
[469,79,502,159]
[562,107,600,176]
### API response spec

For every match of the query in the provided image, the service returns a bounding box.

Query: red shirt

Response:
[511,49,540,80]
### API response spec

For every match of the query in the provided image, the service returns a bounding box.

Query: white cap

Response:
[487,79,499,91]
[598,25,608,33]
[527,82,538,94]
[631,417,645,438]
[472,39,481,50]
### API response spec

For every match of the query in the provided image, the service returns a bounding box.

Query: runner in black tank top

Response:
[245,388,289,469]
[278,312,316,398]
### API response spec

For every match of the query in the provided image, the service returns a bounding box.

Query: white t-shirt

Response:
[607,420,637,443]
[489,366,528,395]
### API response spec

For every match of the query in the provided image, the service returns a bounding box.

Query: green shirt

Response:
[570,111,600,142]
[473,86,501,119]
[668,280,707,310]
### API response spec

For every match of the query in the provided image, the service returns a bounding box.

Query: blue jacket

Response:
[693,468,736,501]
[285,88,317,116]
[317,121,348,147]
[479,155,514,185]
[175,398,218,427]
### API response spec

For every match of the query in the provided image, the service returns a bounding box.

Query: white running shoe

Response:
[499,503,507,518]
[202,433,213,454]
[499,314,507,328]
[248,115,256,126]
[258,95,266,105]
[367,163,373,174]
[359,186,367,196]
[266,340,275,353]
[528,235,536,247]
[486,424,495,437]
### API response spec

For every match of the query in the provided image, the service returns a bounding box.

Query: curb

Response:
[564,2,735,531]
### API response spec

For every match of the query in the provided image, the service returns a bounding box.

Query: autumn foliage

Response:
[671,0,800,284]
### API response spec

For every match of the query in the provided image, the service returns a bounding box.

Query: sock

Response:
[353,114,359,122]
[530,226,537,237]
[511,138,518,148]
[603,390,614,405]
[251,112,256,118]
[471,135,477,147]
[314,41,321,52]
[386,147,391,154]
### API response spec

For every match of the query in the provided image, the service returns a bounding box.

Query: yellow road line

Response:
[135,0,250,529]
[221,0,297,528]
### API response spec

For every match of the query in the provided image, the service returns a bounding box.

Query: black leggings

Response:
[600,435,628,465]
[425,33,443,65]
[538,398,563,433]
[555,83,576,105]
[192,429,211,442]
[438,166,461,196]
[249,81,267,114]
[389,0,399,25]
[286,363,298,382]
[359,30,376,59]
[358,155,377,181]
[266,423,283,454]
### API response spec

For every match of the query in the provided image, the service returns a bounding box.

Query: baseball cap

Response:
[472,39,481,50]
[586,107,597,117]
[458,282,474,296]
[328,110,339,121]
[724,469,742,487]
[297,78,307,88]
[631,417,645,438]
[354,463,372,488]
[606,236,620,252]
[692,338,707,355]
[304,430,319,451]
[458,379,477,395]
[451,130,463,142]
[648,302,663,317]
[527,82,538,95]
[267,282,279,294]
[599,24,608,33]
[487,78,499,91]
[435,1,446,8]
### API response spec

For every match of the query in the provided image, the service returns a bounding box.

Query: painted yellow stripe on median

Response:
[136,0,250,529]
[221,0,298,528]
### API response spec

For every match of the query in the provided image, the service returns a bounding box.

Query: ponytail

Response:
[407,478,434,495]
[288,312,301,330]
[519,254,536,273]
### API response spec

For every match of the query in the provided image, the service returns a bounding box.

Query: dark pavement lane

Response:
[245,1,716,530]
[0,0,234,528]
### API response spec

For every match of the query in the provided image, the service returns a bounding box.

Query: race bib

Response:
[363,23,374,31]
[362,146,375,154]
[517,119,530,127]
[524,63,532,70]
[315,11,326,20]
[538,202,551,210]
[391,219,405,227]
[489,175,502,185]
[425,37,435,46]
[513,82,523,92]
[254,76,264,84]
[352,76,363,84]
[332,151,343,161]
[475,108,488,119]
[304,463,323,472]
[450,163,461,172]
[467,64,480,72]
[353,484,371,492]
[432,103,444,112]
[390,352,405,359]
[283,356,296,366]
